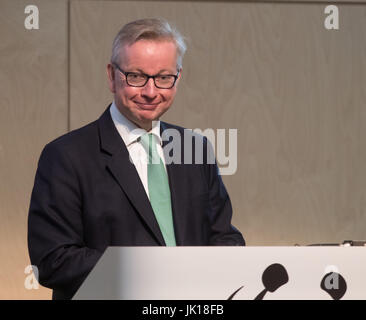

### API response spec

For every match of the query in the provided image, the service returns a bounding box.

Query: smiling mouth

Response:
[135,102,160,110]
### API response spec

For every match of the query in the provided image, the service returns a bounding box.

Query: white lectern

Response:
[73,247,366,300]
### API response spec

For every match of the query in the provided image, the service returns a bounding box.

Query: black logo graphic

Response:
[255,263,289,300]
[227,285,244,300]
[228,264,348,300]
[227,263,289,300]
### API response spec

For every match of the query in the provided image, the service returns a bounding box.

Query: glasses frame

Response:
[113,63,179,89]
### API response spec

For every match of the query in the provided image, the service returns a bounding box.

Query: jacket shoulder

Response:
[44,119,99,154]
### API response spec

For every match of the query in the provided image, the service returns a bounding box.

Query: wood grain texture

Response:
[0,0,67,299]
[73,0,366,4]
[2,0,365,300]
[70,1,366,247]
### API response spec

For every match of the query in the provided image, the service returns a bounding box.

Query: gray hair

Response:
[111,18,187,69]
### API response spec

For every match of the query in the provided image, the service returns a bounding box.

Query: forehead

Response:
[119,39,178,72]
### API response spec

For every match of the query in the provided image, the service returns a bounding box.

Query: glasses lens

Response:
[155,75,175,88]
[126,73,148,86]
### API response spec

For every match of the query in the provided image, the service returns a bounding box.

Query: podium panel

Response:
[74,247,366,300]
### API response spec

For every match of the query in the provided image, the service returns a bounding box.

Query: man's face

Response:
[107,39,181,130]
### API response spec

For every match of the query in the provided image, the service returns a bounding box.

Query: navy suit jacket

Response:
[28,105,245,300]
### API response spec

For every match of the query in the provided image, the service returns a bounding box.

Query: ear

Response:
[106,63,116,93]
[176,68,182,85]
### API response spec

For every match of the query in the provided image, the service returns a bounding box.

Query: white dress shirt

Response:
[110,101,167,199]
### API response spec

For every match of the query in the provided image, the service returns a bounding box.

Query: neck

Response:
[114,103,153,131]
[138,121,152,132]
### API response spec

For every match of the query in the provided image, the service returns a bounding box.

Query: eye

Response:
[157,75,173,82]
[129,73,145,80]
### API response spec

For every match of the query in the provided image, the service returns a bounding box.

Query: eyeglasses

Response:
[113,63,179,89]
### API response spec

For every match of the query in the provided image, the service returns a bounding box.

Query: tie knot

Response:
[139,133,153,151]
[140,133,160,164]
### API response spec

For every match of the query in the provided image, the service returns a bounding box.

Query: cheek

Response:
[161,89,177,103]
[118,86,138,103]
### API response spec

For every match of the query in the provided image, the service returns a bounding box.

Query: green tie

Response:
[140,133,176,246]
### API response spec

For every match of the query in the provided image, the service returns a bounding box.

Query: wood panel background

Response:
[70,0,366,245]
[1,0,366,299]
[0,0,67,299]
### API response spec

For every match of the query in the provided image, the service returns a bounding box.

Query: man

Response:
[28,18,245,300]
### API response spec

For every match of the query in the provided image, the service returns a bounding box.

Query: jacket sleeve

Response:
[203,137,246,246]
[27,142,104,299]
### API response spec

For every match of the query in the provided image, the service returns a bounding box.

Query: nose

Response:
[141,78,158,99]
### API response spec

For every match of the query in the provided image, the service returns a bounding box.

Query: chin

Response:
[138,110,164,122]
[132,115,156,128]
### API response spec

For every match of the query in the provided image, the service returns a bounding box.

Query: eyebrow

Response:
[132,68,176,75]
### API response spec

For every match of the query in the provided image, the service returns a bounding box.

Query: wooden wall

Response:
[1,0,365,299]
[0,0,67,299]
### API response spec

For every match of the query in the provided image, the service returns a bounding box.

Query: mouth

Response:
[134,102,160,110]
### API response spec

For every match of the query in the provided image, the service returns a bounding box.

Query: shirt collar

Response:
[110,101,162,146]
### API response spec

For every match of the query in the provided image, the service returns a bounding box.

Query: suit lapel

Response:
[98,106,165,246]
